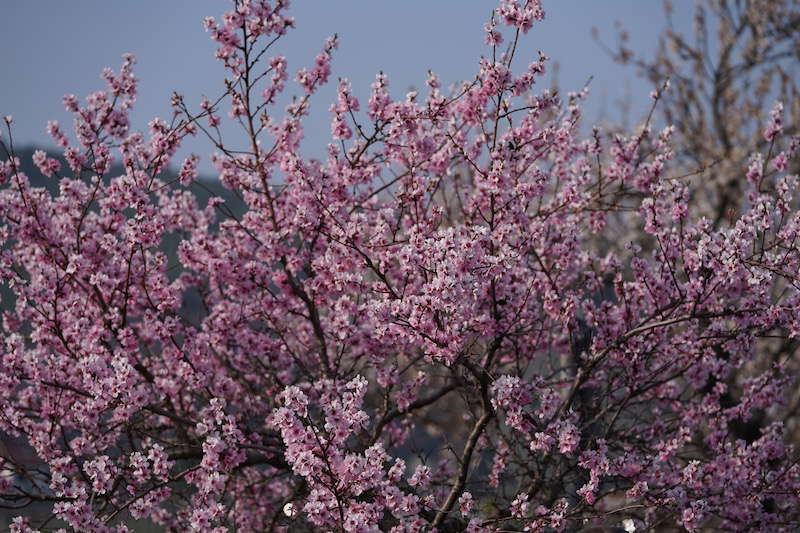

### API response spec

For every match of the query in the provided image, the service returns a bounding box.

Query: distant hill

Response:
[0,146,249,322]
[4,145,244,213]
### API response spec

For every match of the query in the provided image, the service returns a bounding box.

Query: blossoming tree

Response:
[1,1,799,532]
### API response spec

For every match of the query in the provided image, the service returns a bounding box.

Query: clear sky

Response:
[1,1,692,171]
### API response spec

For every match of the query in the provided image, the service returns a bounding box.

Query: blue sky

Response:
[1,2,691,171]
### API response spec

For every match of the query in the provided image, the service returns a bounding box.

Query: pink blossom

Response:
[1,1,799,531]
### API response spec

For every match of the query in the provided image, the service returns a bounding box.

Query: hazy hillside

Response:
[4,146,243,211]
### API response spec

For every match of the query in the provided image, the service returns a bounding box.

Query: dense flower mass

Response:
[1,1,799,532]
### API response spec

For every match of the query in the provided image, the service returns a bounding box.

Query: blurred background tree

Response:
[597,0,800,228]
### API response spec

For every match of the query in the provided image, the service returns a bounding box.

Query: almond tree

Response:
[1,1,799,532]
